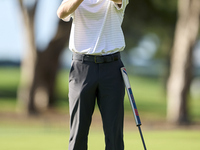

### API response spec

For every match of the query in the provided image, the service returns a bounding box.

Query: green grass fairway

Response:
[0,127,200,150]
[0,67,200,150]
[1,67,200,121]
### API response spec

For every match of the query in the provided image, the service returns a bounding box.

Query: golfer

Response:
[57,0,128,149]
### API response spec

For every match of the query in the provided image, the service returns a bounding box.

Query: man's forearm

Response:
[57,0,83,19]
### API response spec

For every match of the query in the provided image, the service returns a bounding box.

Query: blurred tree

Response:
[17,0,71,115]
[167,0,200,124]
[123,0,177,58]
[124,0,200,124]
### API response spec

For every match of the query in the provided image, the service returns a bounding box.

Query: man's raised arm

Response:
[57,0,83,19]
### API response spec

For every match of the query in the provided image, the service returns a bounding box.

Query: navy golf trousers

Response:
[68,52,125,150]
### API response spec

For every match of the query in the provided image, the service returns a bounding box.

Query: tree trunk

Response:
[17,0,71,115]
[29,20,71,114]
[17,0,38,114]
[167,0,200,124]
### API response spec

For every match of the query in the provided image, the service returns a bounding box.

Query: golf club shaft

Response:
[138,126,147,150]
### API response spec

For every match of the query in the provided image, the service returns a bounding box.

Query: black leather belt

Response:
[72,52,120,63]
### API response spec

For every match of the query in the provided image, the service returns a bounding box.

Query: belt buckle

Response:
[94,56,104,63]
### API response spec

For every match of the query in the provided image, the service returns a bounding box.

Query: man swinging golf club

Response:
[57,0,129,149]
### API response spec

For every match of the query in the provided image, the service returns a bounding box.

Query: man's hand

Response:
[57,0,83,19]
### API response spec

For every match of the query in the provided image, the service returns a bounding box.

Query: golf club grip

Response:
[121,67,142,126]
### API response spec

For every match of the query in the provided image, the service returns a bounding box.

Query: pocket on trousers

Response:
[118,59,125,68]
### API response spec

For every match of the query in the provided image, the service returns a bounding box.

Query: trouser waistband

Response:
[72,52,121,63]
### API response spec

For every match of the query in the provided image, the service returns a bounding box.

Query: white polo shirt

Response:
[61,0,129,55]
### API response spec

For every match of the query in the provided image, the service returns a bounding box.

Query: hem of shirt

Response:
[70,48,125,56]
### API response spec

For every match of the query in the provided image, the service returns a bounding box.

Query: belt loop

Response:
[82,55,85,63]
[72,52,75,61]
[94,56,97,63]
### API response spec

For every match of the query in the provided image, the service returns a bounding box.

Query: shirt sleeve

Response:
[113,0,129,11]
[60,0,74,22]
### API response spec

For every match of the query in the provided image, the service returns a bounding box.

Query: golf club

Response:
[121,67,147,150]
